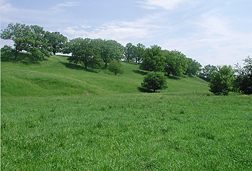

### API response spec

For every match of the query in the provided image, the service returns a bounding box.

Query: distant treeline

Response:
[1,22,251,94]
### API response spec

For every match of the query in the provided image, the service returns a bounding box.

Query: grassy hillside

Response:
[2,55,251,170]
[1,55,209,97]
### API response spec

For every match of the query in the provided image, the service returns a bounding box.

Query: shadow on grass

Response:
[167,75,181,80]
[1,52,43,65]
[138,87,156,93]
[132,70,148,75]
[60,62,99,73]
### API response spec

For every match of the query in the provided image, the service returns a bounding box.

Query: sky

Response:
[1,0,252,66]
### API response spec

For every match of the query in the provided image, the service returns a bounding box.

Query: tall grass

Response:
[2,94,252,170]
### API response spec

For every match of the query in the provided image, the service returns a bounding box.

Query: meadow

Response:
[1,55,252,170]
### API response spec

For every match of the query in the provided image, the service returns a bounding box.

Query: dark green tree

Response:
[198,64,217,82]
[124,43,135,62]
[45,31,67,55]
[24,25,50,60]
[140,45,166,72]
[141,72,168,92]
[97,39,124,67]
[234,56,252,94]
[163,50,188,77]
[186,58,202,76]
[134,43,145,64]
[209,65,234,95]
[0,23,31,60]
[108,60,124,75]
[66,38,101,69]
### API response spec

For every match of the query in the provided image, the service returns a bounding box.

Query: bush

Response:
[209,65,234,95]
[108,60,124,75]
[141,72,167,92]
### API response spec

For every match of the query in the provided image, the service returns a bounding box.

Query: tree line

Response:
[1,22,251,94]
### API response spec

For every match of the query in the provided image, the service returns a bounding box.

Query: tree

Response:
[45,31,67,55]
[141,72,168,92]
[234,56,252,94]
[163,50,188,77]
[134,43,145,64]
[97,39,124,67]
[0,23,31,60]
[24,25,50,60]
[108,60,124,75]
[209,65,234,95]
[186,58,202,76]
[124,43,135,62]
[140,45,166,72]
[198,64,217,82]
[66,38,101,69]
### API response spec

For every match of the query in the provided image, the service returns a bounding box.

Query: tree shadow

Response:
[167,75,181,80]
[137,87,155,93]
[132,70,148,75]
[1,52,43,65]
[60,62,99,73]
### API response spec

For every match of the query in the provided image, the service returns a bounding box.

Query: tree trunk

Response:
[15,49,18,61]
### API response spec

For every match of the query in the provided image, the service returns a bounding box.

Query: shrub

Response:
[209,65,234,95]
[108,60,124,75]
[141,72,167,92]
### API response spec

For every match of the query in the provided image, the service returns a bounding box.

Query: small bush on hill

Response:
[141,72,167,92]
[108,60,124,75]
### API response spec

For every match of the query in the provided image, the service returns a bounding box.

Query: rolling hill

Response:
[1,55,209,97]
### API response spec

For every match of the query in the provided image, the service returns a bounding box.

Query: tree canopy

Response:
[163,50,188,77]
[198,65,217,82]
[1,23,31,60]
[45,31,68,55]
[65,38,102,69]
[140,45,166,72]
[209,65,234,95]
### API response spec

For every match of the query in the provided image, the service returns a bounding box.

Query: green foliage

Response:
[1,23,31,60]
[141,72,167,92]
[186,58,202,76]
[108,60,124,75]
[140,45,166,72]
[134,43,145,64]
[1,45,14,60]
[65,38,102,69]
[163,50,188,77]
[124,43,136,62]
[1,23,50,61]
[209,65,234,95]
[234,56,252,94]
[45,31,67,55]
[198,64,217,82]
[97,39,124,67]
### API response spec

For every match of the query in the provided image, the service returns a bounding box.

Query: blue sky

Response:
[1,0,252,66]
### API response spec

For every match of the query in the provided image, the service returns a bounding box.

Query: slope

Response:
[1,55,209,97]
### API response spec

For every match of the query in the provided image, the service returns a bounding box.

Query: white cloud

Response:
[63,24,149,45]
[162,12,252,66]
[139,0,187,10]
[51,2,82,12]
[62,14,165,45]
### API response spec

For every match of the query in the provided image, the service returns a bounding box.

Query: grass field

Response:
[1,55,252,170]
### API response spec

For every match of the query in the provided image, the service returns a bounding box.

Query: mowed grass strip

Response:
[1,94,252,170]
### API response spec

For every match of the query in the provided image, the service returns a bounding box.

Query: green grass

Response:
[1,55,252,170]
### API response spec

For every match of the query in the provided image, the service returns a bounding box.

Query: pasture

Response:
[1,55,252,170]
